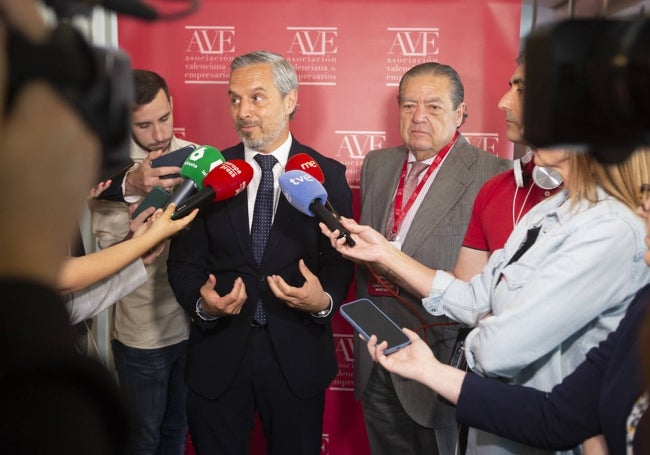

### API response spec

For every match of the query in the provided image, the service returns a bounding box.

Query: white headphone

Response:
[514,150,562,190]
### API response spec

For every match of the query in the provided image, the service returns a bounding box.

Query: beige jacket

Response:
[91,137,194,348]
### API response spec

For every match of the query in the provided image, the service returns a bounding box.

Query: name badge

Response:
[367,273,400,296]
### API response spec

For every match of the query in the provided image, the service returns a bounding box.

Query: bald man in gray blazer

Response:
[355,62,511,455]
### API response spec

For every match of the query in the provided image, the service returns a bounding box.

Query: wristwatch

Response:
[312,292,333,318]
[195,297,218,321]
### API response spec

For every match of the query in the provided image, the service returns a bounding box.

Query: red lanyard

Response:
[390,131,459,236]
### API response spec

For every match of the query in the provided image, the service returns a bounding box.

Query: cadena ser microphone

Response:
[279,170,355,247]
[285,153,339,217]
[167,145,225,207]
[172,159,254,219]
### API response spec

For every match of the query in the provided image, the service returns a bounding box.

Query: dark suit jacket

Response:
[167,138,354,400]
[457,284,650,455]
[355,135,511,428]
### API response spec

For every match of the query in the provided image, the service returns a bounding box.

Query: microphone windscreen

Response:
[285,153,325,183]
[278,170,328,217]
[180,145,225,189]
[203,159,254,202]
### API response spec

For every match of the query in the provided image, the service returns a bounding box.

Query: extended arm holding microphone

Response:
[279,170,355,247]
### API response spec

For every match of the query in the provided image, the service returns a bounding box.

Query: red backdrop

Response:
[118,1,521,452]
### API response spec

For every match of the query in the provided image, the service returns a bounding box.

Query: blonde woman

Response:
[323,148,650,455]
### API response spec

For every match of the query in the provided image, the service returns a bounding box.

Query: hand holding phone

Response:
[340,298,411,354]
[130,186,171,220]
[150,145,196,179]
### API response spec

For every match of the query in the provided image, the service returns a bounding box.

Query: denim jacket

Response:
[424,187,650,393]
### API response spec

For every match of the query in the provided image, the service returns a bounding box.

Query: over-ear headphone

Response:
[513,153,531,188]
[514,150,562,190]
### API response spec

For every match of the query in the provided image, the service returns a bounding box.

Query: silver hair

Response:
[230,51,299,118]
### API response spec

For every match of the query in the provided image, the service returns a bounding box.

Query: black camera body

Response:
[524,17,650,164]
[6,6,134,179]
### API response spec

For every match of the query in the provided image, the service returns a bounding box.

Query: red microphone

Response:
[285,153,325,183]
[285,153,339,216]
[172,159,253,219]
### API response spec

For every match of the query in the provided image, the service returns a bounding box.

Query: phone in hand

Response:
[339,298,411,355]
[150,145,196,178]
[130,186,171,220]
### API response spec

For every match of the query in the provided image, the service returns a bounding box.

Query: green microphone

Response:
[166,145,225,206]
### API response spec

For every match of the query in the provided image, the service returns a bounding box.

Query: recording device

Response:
[172,159,254,220]
[6,21,133,180]
[150,145,197,178]
[524,16,650,164]
[278,170,355,247]
[4,0,200,182]
[130,186,171,220]
[339,298,411,355]
[166,146,225,206]
[285,153,339,217]
[285,153,326,182]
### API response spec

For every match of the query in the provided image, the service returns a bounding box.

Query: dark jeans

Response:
[112,339,188,455]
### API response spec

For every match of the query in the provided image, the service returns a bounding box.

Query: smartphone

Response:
[339,298,411,355]
[130,186,171,220]
[150,145,196,178]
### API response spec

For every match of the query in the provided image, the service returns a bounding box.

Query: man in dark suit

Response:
[354,62,510,454]
[167,51,354,454]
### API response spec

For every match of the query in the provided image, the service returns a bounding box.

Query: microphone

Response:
[285,153,326,182]
[285,153,339,217]
[279,170,355,247]
[172,159,254,219]
[166,145,225,207]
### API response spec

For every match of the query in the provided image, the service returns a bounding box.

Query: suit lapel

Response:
[401,139,476,256]
[257,145,302,267]
[364,147,407,233]
[223,146,256,264]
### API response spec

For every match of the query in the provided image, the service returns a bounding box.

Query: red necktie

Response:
[385,162,429,237]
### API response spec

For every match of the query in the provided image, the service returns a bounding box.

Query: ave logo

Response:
[387,27,439,57]
[185,26,236,54]
[335,131,386,159]
[287,27,338,55]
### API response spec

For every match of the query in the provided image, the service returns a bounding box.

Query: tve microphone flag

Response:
[279,170,355,246]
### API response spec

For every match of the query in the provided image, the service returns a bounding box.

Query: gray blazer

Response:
[355,134,511,428]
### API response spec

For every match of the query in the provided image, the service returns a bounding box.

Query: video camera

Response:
[524,16,650,164]
[5,0,197,179]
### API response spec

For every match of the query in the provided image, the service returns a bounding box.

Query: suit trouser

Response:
[187,325,325,455]
[362,363,457,455]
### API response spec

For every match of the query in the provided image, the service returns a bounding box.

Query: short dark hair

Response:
[132,69,170,110]
[516,50,526,66]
